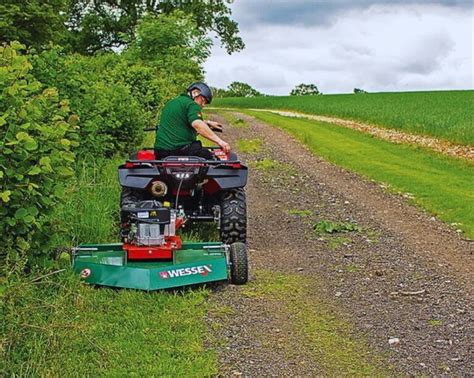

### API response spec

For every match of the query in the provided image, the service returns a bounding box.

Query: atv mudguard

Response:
[118,164,248,191]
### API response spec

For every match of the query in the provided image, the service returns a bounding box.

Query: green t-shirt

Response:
[154,94,203,150]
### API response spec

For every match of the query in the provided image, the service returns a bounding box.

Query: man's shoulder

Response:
[164,94,195,110]
[177,93,194,104]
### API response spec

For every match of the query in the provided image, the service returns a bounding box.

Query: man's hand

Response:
[218,140,231,154]
[206,120,223,132]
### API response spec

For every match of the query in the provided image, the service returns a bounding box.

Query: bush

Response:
[31,48,145,157]
[0,42,78,266]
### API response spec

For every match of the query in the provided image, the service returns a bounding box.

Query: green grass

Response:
[50,158,122,248]
[287,209,313,217]
[241,270,390,375]
[208,109,248,128]
[244,111,474,238]
[327,236,353,251]
[214,90,474,145]
[3,145,219,375]
[313,220,361,234]
[1,272,216,376]
[236,138,262,153]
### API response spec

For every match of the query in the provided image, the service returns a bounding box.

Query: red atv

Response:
[118,146,248,245]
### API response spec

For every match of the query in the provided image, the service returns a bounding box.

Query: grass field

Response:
[214,90,474,145]
[242,110,474,238]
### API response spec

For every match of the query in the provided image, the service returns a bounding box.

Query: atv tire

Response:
[229,242,248,285]
[220,188,246,244]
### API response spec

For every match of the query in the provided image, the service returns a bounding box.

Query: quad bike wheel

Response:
[229,242,248,285]
[220,188,246,244]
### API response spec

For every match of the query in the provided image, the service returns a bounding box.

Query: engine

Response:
[121,200,176,247]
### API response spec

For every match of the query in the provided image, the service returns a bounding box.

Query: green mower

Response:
[72,145,248,290]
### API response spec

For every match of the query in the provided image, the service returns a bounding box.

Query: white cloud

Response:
[204,3,473,94]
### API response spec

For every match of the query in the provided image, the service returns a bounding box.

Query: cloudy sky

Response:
[204,0,473,95]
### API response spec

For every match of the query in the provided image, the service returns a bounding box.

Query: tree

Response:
[354,88,368,94]
[225,82,262,97]
[66,0,244,54]
[290,83,320,96]
[127,12,211,65]
[0,0,69,50]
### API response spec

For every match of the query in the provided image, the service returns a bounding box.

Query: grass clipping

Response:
[241,270,390,376]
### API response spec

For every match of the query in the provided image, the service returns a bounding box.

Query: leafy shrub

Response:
[0,42,78,266]
[111,62,172,126]
[31,48,145,157]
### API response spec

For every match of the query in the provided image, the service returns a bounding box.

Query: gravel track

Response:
[208,112,473,376]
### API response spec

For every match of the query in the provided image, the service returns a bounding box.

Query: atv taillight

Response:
[125,162,135,168]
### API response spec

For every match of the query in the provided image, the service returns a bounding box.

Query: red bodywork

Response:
[124,235,182,260]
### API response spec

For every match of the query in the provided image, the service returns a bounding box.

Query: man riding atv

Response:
[154,82,231,160]
[72,82,249,289]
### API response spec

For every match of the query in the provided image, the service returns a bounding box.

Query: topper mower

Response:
[72,143,249,290]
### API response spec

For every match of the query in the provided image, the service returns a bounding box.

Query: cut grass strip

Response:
[242,270,391,375]
[245,110,474,238]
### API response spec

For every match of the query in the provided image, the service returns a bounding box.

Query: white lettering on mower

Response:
[160,265,211,279]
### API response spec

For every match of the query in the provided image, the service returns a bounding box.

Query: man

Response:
[154,82,231,160]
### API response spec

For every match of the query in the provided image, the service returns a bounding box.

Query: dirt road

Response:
[208,112,473,376]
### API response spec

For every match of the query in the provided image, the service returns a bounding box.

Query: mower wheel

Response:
[229,242,248,285]
[220,188,246,244]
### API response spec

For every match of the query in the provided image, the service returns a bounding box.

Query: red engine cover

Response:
[124,236,182,260]
[137,150,155,160]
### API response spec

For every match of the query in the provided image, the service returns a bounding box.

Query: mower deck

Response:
[73,242,228,290]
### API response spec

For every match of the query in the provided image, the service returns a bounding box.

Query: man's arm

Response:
[205,120,223,132]
[192,119,231,153]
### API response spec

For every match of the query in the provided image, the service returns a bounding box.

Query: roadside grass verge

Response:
[245,111,474,238]
[214,90,474,145]
[241,270,391,375]
[2,272,216,376]
[2,147,218,375]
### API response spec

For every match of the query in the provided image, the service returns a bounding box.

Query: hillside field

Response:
[214,90,474,145]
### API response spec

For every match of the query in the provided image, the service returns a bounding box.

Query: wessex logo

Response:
[160,265,211,279]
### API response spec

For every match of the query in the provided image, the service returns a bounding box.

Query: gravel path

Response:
[208,112,473,376]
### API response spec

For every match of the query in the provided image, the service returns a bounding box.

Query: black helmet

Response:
[187,82,213,104]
